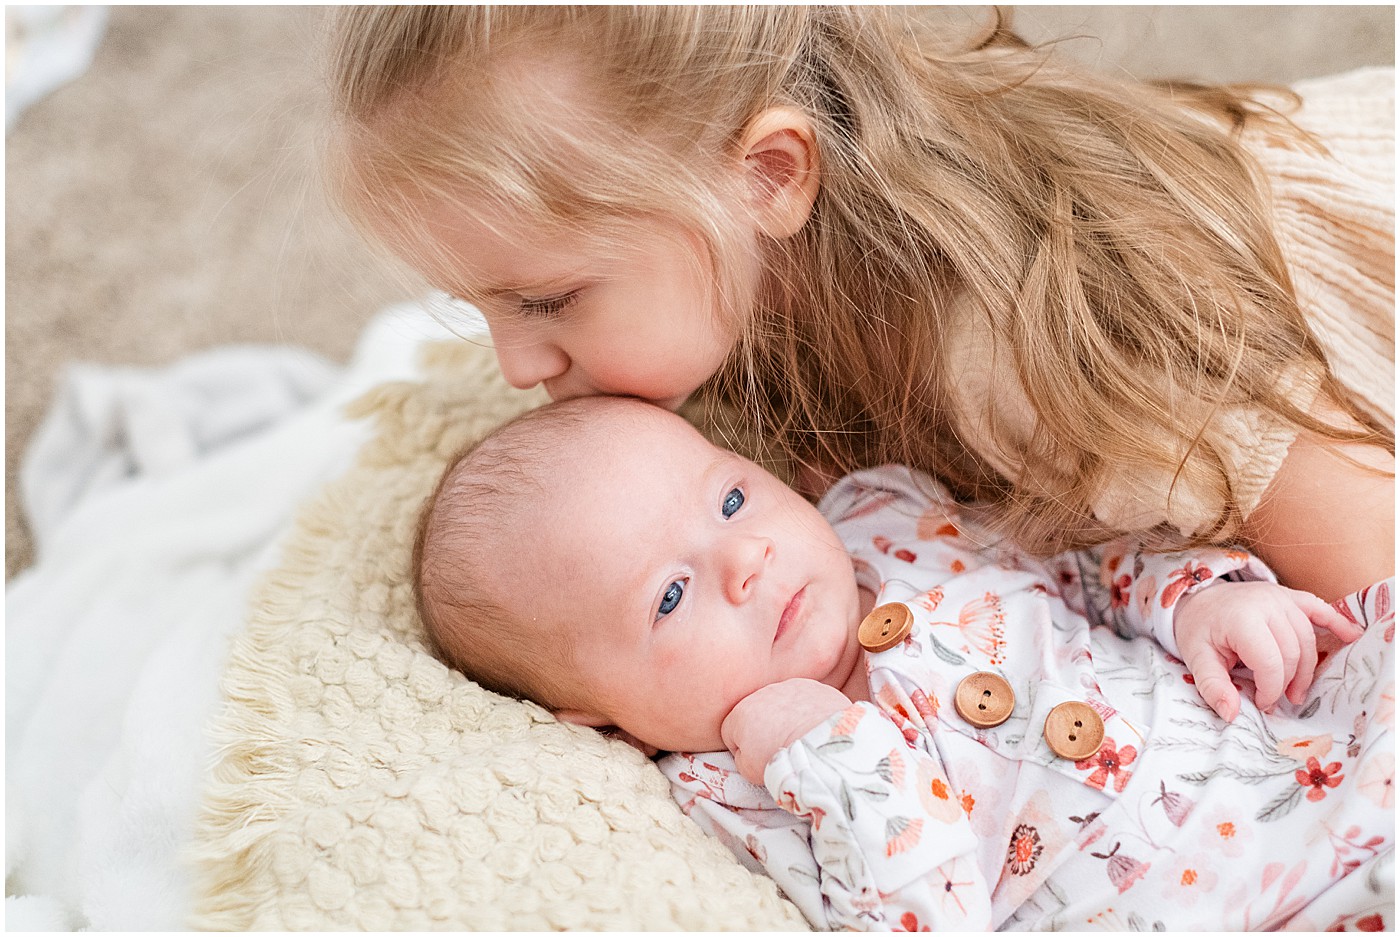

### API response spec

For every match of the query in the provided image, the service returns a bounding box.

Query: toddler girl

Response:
[412,396,1392,931]
[330,7,1393,602]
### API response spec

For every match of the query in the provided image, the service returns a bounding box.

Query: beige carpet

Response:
[5,5,1393,579]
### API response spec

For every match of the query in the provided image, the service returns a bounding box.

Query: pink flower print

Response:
[1109,573,1133,609]
[884,815,925,857]
[1152,781,1194,826]
[872,535,918,563]
[875,697,922,747]
[1295,757,1344,802]
[1135,573,1157,623]
[1160,851,1219,906]
[915,760,963,823]
[916,508,960,541]
[776,789,827,832]
[1006,823,1043,875]
[908,687,939,725]
[1091,842,1151,894]
[830,705,865,737]
[1162,561,1213,608]
[932,591,1007,664]
[1076,737,1137,792]
[1334,596,1361,628]
[1356,755,1394,809]
[1377,683,1394,729]
[1082,696,1118,724]
[1098,545,1126,585]
[912,587,944,613]
[1200,805,1252,858]
[1275,734,1334,763]
[877,748,907,787]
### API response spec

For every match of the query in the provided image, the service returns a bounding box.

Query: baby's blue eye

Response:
[722,487,745,518]
[657,580,685,619]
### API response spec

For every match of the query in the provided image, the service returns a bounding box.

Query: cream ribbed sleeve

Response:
[1248,66,1394,427]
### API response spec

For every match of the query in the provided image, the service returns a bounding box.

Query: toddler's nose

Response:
[492,336,570,391]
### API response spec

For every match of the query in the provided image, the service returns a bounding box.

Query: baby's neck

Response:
[840,586,878,703]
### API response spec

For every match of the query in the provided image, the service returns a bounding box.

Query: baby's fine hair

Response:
[332,7,1389,557]
[412,398,606,711]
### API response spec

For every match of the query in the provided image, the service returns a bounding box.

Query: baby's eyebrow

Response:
[702,452,731,491]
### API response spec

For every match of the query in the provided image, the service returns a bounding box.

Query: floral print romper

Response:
[661,466,1394,931]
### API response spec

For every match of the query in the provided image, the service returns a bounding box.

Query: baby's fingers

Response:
[1291,589,1365,643]
[1284,605,1319,706]
[1233,631,1286,713]
[1184,645,1241,722]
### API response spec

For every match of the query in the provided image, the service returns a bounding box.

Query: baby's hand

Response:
[1174,581,1363,721]
[721,678,852,785]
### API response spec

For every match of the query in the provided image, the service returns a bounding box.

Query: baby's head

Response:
[414,397,863,753]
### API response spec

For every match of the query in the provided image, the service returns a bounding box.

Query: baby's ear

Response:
[738,105,821,239]
[555,710,660,758]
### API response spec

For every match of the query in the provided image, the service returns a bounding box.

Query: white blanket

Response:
[5,302,477,930]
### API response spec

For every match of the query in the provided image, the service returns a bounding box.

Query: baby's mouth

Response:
[774,586,806,644]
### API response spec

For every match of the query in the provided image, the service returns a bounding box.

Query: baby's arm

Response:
[1099,545,1362,721]
[723,680,992,931]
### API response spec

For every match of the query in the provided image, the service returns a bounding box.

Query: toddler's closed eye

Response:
[518,290,580,319]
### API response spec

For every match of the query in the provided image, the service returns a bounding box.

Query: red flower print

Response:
[1076,737,1137,792]
[1007,823,1043,875]
[1161,560,1213,608]
[894,911,931,932]
[960,791,975,815]
[1357,913,1385,931]
[1109,573,1132,609]
[873,534,894,554]
[894,548,917,563]
[1295,756,1344,801]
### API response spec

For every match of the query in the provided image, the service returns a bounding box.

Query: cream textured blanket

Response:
[190,338,808,930]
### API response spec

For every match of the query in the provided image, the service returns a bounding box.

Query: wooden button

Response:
[1043,701,1105,760]
[858,603,913,652]
[954,672,1015,728]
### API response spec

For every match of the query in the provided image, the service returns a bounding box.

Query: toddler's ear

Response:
[738,106,821,239]
[555,710,660,758]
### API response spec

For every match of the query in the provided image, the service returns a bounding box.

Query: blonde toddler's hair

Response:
[331,7,1390,556]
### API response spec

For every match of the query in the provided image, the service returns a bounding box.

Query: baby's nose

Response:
[725,537,774,602]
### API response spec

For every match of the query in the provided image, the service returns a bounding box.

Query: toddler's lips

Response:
[775,586,806,644]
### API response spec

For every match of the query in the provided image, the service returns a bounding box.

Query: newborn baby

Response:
[413,396,1392,931]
